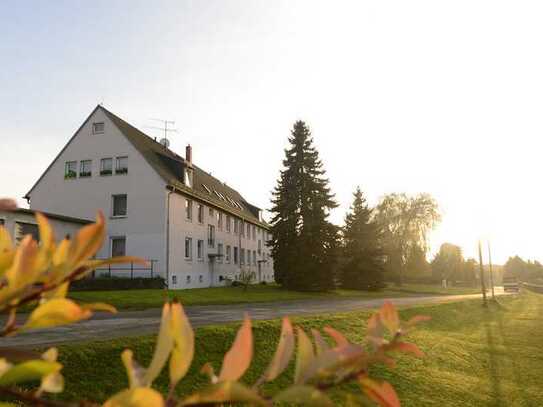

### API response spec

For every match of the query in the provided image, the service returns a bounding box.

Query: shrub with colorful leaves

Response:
[0,199,429,406]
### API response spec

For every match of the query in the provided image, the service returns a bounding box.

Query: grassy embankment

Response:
[68,283,480,310]
[53,291,542,405]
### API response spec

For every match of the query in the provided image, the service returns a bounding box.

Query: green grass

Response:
[67,283,480,310]
[51,292,543,405]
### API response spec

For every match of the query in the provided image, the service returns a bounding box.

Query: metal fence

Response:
[92,259,159,279]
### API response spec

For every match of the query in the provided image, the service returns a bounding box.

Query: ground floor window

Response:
[172,275,177,285]
[111,236,126,256]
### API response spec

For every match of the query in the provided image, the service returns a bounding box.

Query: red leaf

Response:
[388,341,424,358]
[323,326,350,348]
[257,317,294,384]
[360,376,400,407]
[379,302,400,334]
[218,314,252,381]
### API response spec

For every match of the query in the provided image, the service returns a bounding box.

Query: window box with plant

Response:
[64,161,77,179]
[100,169,112,176]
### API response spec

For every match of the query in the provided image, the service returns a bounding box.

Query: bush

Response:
[71,277,165,291]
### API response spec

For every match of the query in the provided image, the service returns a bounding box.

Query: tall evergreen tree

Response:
[270,121,338,291]
[341,187,384,290]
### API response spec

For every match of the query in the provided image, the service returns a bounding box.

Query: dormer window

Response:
[92,122,105,134]
[184,167,193,188]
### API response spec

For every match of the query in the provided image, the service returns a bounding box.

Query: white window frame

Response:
[197,204,204,224]
[185,199,193,221]
[207,225,215,248]
[185,237,193,260]
[111,194,127,218]
[197,239,204,261]
[79,159,92,178]
[92,122,105,134]
[115,156,128,175]
[110,236,126,257]
[100,158,113,176]
[226,245,231,263]
[65,161,77,179]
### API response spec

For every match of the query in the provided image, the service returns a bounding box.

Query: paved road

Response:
[0,289,506,348]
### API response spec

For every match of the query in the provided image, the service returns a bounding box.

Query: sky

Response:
[1,0,542,264]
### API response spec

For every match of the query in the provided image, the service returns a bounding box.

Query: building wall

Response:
[27,108,168,276]
[0,210,86,245]
[168,191,274,289]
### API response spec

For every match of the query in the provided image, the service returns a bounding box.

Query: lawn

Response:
[51,291,542,405]
[67,283,481,310]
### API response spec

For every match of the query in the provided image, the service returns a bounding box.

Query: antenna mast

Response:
[146,118,178,147]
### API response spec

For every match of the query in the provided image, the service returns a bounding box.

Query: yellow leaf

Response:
[36,212,55,252]
[257,317,294,384]
[43,282,69,300]
[0,360,61,386]
[0,358,12,376]
[53,238,71,267]
[122,350,146,389]
[295,327,315,384]
[143,303,173,386]
[218,314,252,382]
[41,348,58,362]
[4,236,38,291]
[40,372,64,393]
[103,387,164,407]
[169,302,194,386]
[0,226,14,272]
[22,298,92,330]
[68,212,105,266]
[80,302,117,314]
[182,381,265,406]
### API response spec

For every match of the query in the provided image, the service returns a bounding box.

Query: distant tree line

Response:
[503,256,543,284]
[269,121,442,291]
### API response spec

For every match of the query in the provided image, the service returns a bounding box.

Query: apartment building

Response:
[24,105,274,289]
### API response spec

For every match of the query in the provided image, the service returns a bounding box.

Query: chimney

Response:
[185,144,192,167]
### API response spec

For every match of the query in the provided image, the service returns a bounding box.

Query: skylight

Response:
[202,184,212,194]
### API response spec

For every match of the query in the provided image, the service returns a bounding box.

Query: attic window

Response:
[214,190,225,200]
[92,122,105,134]
[202,184,212,194]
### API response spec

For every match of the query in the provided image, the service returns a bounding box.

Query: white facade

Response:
[25,106,274,289]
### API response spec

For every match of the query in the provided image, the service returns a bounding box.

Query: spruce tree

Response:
[341,187,384,290]
[270,121,338,291]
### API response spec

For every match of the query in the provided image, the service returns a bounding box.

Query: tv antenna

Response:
[146,118,178,148]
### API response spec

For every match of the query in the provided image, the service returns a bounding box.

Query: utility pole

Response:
[487,241,495,300]
[478,240,487,306]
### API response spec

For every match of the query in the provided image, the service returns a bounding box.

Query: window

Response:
[197,204,204,224]
[218,243,224,262]
[197,239,204,261]
[202,184,211,194]
[100,158,113,176]
[79,160,92,177]
[226,215,231,233]
[111,236,126,257]
[209,207,214,218]
[246,223,251,238]
[217,212,223,230]
[252,225,256,240]
[240,221,245,237]
[185,199,193,221]
[172,275,177,285]
[186,275,191,284]
[15,222,39,244]
[258,240,262,255]
[65,161,77,179]
[207,225,215,248]
[240,248,245,265]
[253,250,257,265]
[226,245,231,263]
[234,247,238,264]
[112,194,127,217]
[184,168,193,188]
[92,122,105,134]
[185,237,193,260]
[199,275,203,283]
[116,156,128,175]
[234,219,238,234]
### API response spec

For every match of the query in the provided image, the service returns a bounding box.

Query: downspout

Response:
[165,187,174,290]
